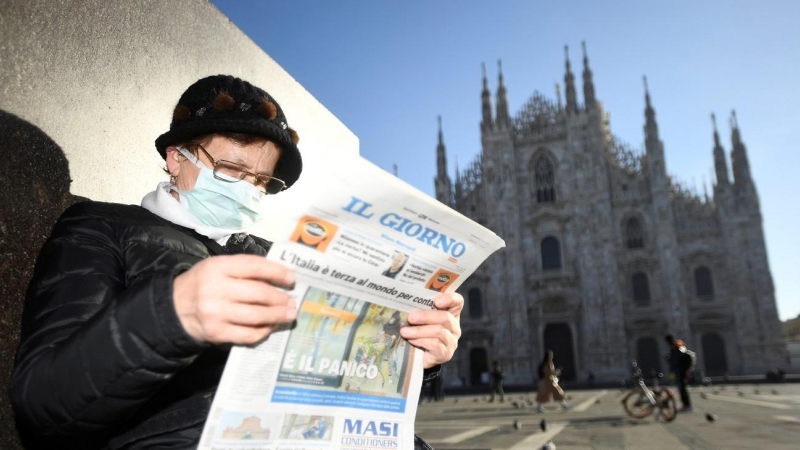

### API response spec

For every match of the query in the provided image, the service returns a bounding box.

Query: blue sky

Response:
[211,1,800,321]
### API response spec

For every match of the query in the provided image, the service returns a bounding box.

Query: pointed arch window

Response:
[468,287,484,319]
[541,236,562,270]
[626,218,644,249]
[694,266,714,299]
[535,157,556,203]
[632,272,651,306]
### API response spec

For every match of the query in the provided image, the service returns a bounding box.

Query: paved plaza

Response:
[415,383,800,449]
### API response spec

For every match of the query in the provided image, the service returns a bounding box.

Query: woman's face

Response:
[166,135,282,197]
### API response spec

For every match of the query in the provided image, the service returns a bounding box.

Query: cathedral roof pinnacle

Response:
[436,115,448,179]
[481,62,493,127]
[555,82,563,110]
[582,41,589,64]
[564,45,578,114]
[496,59,510,124]
[582,40,596,109]
[712,112,730,187]
[729,109,753,188]
[564,45,571,70]
[730,109,742,146]
[711,113,722,148]
[643,75,659,142]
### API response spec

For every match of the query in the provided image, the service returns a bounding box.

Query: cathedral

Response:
[434,43,787,385]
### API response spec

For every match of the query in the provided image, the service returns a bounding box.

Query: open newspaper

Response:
[199,157,504,450]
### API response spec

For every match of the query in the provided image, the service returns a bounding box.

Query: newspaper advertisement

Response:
[198,157,505,450]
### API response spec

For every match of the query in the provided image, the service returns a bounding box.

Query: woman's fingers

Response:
[399,293,465,369]
[213,277,296,307]
[223,302,298,327]
[404,337,453,368]
[406,310,461,339]
[432,292,464,317]
[214,254,296,288]
[173,255,298,344]
[221,324,281,346]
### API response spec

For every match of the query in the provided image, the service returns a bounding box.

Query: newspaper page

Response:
[198,157,505,450]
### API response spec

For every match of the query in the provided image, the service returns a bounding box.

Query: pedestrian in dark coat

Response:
[489,360,505,402]
[665,334,693,412]
[10,75,464,450]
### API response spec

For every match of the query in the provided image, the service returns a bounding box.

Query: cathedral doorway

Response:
[470,347,489,386]
[702,333,728,376]
[635,337,662,377]
[543,323,576,381]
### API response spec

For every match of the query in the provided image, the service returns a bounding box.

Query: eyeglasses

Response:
[195,144,286,195]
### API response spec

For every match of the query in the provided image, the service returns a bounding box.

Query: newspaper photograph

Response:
[198,157,505,450]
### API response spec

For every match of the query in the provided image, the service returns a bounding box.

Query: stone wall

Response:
[0,1,358,447]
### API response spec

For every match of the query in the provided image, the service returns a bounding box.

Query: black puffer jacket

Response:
[11,201,270,449]
[11,200,441,449]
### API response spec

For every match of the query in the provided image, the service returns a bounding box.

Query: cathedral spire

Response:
[495,60,511,126]
[434,116,453,206]
[481,63,493,129]
[564,45,578,115]
[731,109,742,146]
[643,76,659,143]
[555,82,563,111]
[581,41,596,110]
[711,113,730,186]
[453,154,462,205]
[437,116,447,176]
[730,109,752,187]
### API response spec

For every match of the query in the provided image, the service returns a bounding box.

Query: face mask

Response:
[175,147,266,230]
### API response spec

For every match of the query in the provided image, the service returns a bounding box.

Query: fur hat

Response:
[155,75,302,189]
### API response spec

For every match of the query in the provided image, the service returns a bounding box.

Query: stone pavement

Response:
[415,383,800,449]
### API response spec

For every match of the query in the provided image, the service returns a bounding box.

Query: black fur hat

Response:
[155,75,302,189]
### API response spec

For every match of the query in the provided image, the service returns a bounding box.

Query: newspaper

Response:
[198,157,505,450]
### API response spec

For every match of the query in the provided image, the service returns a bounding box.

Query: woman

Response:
[11,75,463,449]
[536,349,572,412]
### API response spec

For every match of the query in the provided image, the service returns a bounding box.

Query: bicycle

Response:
[621,361,677,422]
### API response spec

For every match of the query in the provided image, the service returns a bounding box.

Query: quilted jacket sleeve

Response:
[10,203,208,441]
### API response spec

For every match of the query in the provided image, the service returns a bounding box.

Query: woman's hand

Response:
[173,255,297,345]
[400,292,463,369]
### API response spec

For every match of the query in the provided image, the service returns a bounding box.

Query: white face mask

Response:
[175,147,266,230]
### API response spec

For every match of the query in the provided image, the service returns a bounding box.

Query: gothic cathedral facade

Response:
[435,44,787,385]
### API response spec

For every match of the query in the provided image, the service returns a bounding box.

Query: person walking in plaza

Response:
[536,350,571,412]
[665,334,695,412]
[489,359,505,402]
